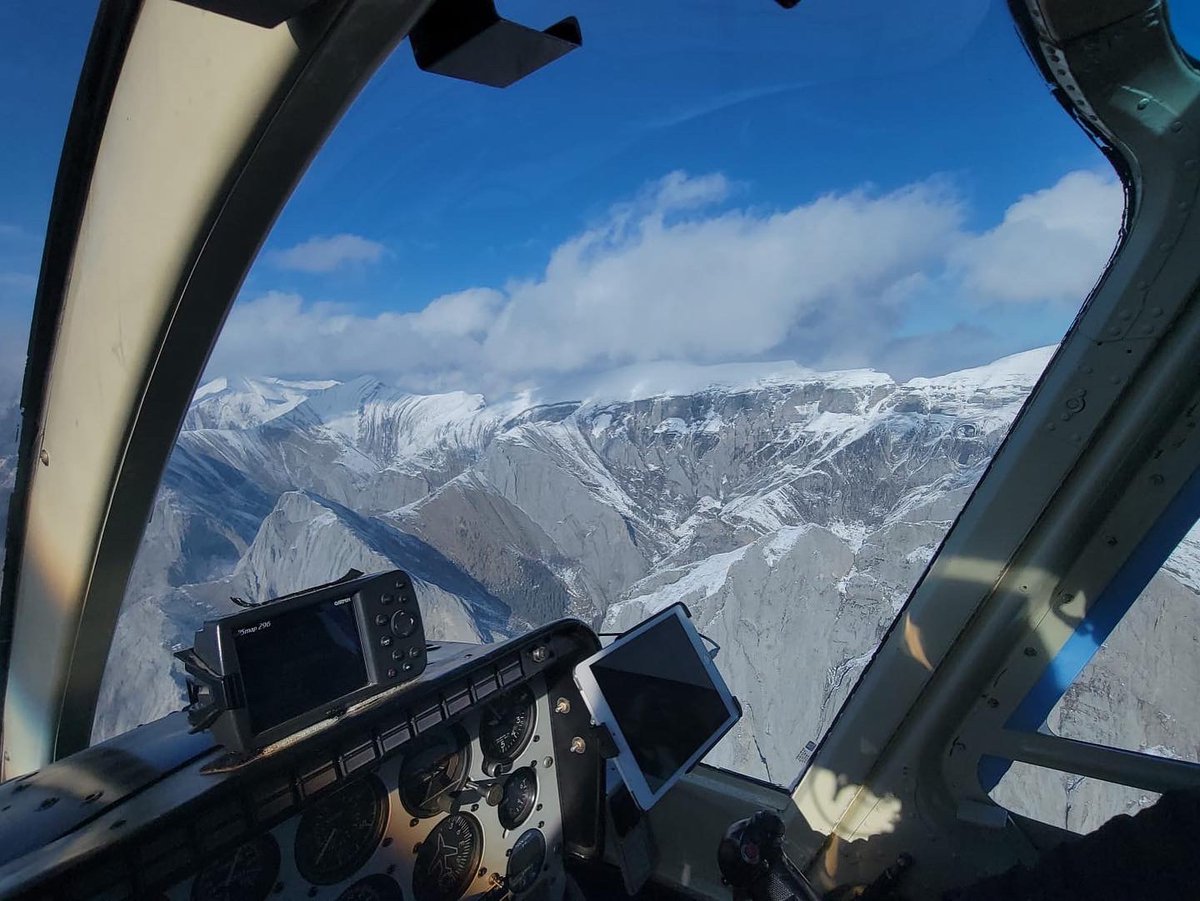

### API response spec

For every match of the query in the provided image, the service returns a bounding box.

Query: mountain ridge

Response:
[97,347,1061,763]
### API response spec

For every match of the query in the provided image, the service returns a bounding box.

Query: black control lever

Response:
[718,810,820,901]
[456,776,505,806]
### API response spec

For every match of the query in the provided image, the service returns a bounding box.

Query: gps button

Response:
[391,612,417,638]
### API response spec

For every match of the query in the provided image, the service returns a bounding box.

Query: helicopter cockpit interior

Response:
[2,0,1200,899]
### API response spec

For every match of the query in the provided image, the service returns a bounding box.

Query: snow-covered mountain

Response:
[69,350,1200,831]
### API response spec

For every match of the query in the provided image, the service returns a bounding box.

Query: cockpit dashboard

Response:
[0,622,604,901]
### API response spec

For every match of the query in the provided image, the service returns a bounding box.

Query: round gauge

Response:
[498,767,538,831]
[190,833,281,901]
[335,873,406,901]
[480,685,536,764]
[505,829,547,895]
[412,813,484,901]
[398,728,471,818]
[294,776,388,885]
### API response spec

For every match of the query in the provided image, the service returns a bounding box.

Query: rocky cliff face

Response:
[78,350,1200,835]
[602,489,970,781]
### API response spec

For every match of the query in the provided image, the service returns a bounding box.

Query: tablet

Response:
[573,604,741,810]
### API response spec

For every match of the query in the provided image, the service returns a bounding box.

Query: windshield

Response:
[6,2,1127,794]
[0,8,95,578]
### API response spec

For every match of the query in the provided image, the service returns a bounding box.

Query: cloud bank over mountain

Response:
[206,169,1123,397]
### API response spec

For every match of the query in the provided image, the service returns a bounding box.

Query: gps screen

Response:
[234,595,368,733]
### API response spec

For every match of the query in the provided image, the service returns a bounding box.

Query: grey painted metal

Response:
[1,0,436,777]
[0,713,213,868]
[989,730,1200,795]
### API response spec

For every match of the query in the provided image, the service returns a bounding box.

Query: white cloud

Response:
[482,180,962,376]
[207,170,1124,396]
[952,170,1124,304]
[647,170,732,212]
[206,291,500,395]
[267,233,387,273]
[410,288,504,339]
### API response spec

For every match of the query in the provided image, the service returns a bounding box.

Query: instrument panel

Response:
[167,676,566,901]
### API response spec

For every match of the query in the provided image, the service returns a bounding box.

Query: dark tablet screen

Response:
[589,612,732,792]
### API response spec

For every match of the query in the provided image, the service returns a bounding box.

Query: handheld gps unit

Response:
[573,603,741,810]
[177,569,427,752]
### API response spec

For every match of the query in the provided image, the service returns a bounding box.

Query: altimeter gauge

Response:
[480,685,536,765]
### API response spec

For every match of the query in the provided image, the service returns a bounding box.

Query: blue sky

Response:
[3,1,1197,399]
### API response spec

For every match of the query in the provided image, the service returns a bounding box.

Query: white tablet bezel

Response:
[573,604,741,810]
